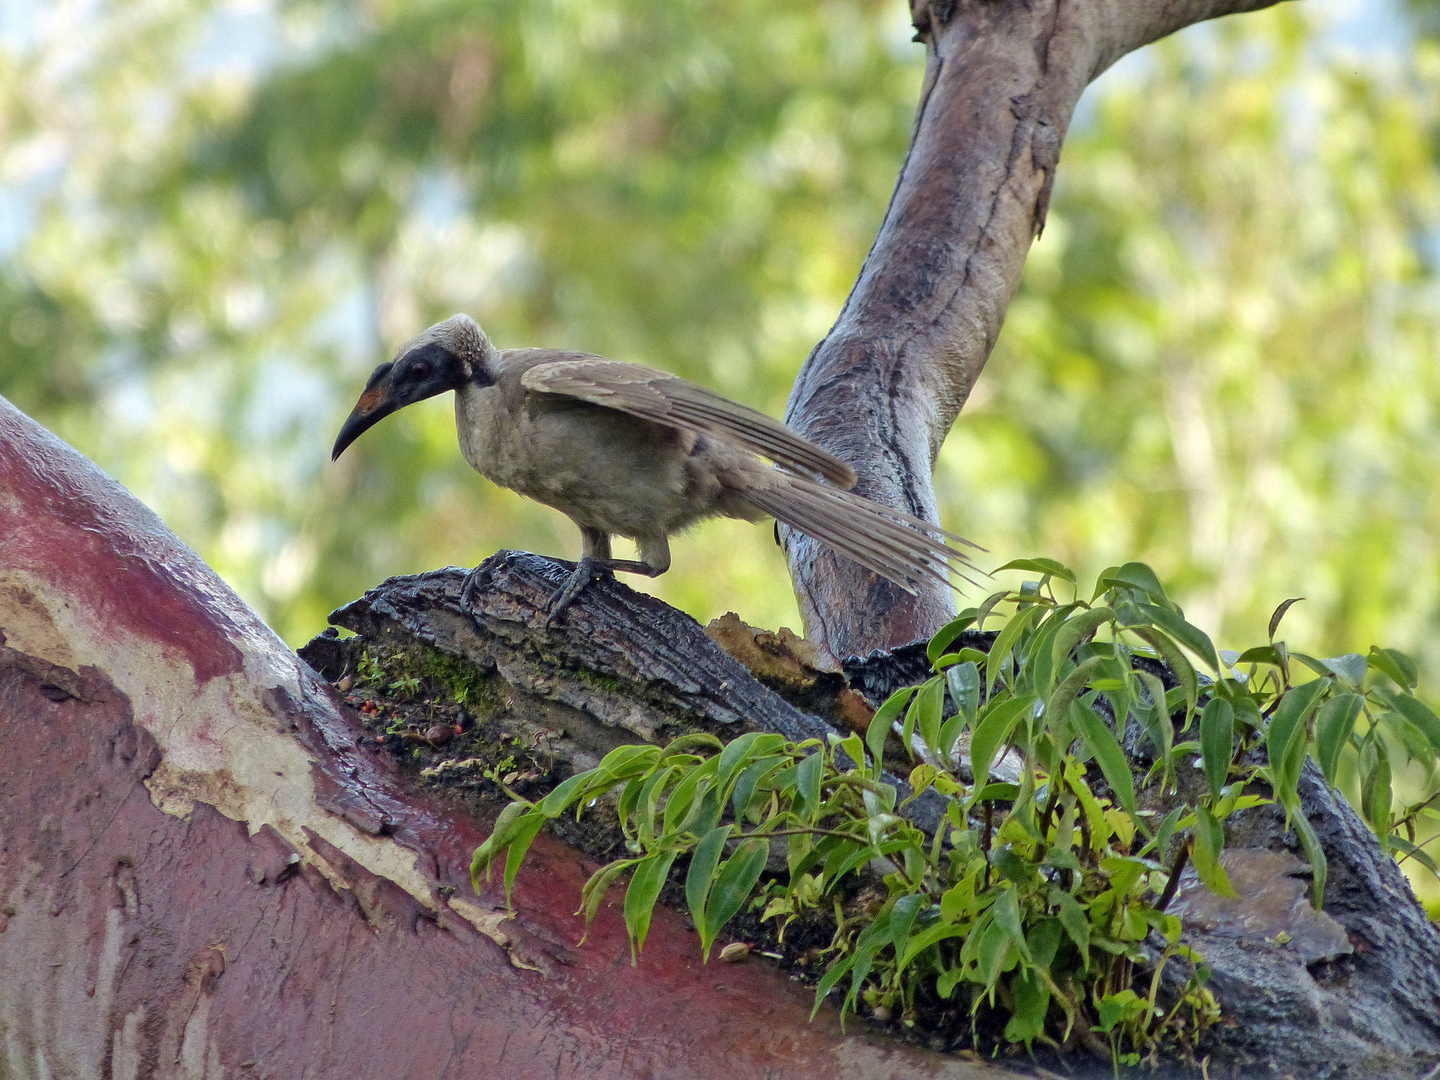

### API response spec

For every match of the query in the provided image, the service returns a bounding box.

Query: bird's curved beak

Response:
[331,364,399,462]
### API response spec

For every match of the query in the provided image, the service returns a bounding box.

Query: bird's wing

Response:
[521,356,857,487]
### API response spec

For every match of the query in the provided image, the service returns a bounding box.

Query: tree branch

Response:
[783,0,1286,662]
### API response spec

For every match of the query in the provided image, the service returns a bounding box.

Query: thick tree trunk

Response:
[0,395,1015,1080]
[783,0,1285,662]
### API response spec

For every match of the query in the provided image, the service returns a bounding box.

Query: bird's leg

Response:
[545,527,616,627]
[635,534,671,576]
[583,535,671,577]
[545,532,671,627]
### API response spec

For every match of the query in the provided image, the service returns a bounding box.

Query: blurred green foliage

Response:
[1,3,1437,698]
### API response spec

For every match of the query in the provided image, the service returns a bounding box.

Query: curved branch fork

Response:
[783,0,1285,660]
[0,395,1018,1079]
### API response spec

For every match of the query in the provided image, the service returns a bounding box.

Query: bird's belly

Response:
[460,390,712,538]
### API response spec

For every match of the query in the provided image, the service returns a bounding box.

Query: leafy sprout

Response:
[472,558,1440,1065]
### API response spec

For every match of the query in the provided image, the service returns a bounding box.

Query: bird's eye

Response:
[409,361,431,381]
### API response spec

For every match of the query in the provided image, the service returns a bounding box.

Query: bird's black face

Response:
[331,342,473,461]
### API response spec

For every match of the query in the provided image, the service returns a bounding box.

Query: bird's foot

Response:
[460,552,516,610]
[545,557,611,629]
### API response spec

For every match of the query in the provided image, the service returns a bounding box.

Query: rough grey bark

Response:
[783,0,1286,663]
[327,568,1440,1079]
[316,556,944,831]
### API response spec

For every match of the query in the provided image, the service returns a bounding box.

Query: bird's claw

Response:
[459,564,492,610]
[460,552,521,610]
[544,557,611,629]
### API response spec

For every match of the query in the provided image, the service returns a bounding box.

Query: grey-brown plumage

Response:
[332,313,977,621]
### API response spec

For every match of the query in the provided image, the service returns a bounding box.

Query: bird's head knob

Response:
[331,314,493,461]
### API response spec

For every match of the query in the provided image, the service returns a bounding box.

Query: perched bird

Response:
[332,314,976,622]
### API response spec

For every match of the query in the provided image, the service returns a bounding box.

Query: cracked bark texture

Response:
[783,0,1285,663]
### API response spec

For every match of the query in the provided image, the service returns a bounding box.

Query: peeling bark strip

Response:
[783,0,1285,661]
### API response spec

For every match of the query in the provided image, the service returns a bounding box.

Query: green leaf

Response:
[1131,626,1198,719]
[810,952,858,1019]
[947,660,981,724]
[593,744,662,783]
[1233,644,1285,668]
[1290,651,1332,679]
[991,887,1033,965]
[1049,606,1114,672]
[1094,989,1144,1034]
[890,892,926,955]
[1368,646,1418,689]
[634,765,677,846]
[1315,693,1363,787]
[864,686,914,769]
[471,800,529,888]
[824,840,909,893]
[987,605,1043,698]
[1138,603,1219,672]
[1135,669,1176,786]
[1199,698,1235,802]
[1140,803,1187,863]
[969,696,1032,794]
[794,751,824,821]
[662,755,720,834]
[687,825,734,958]
[927,611,979,665]
[1105,562,1170,606]
[1190,806,1235,898]
[896,922,969,974]
[834,732,867,775]
[1391,835,1440,877]
[910,676,946,760]
[704,838,770,946]
[1003,969,1050,1047]
[537,770,594,818]
[975,588,1010,632]
[1043,655,1105,739]
[1056,892,1091,970]
[844,908,895,1012]
[1268,598,1304,641]
[1027,917,1064,971]
[1025,607,1072,697]
[1267,679,1328,801]
[1091,566,1121,601]
[1289,800,1328,909]
[715,732,773,797]
[731,756,785,821]
[659,732,725,758]
[1360,740,1393,843]
[624,849,681,959]
[502,814,548,907]
[1384,692,1440,755]
[993,557,1077,585]
[1071,702,1135,818]
[1321,653,1367,686]
[579,858,637,939]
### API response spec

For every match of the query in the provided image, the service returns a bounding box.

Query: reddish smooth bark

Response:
[783,0,1285,663]
[0,394,1019,1080]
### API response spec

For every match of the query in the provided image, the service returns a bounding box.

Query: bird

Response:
[331,313,978,624]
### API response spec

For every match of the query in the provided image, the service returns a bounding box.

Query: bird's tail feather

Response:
[743,475,981,595]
